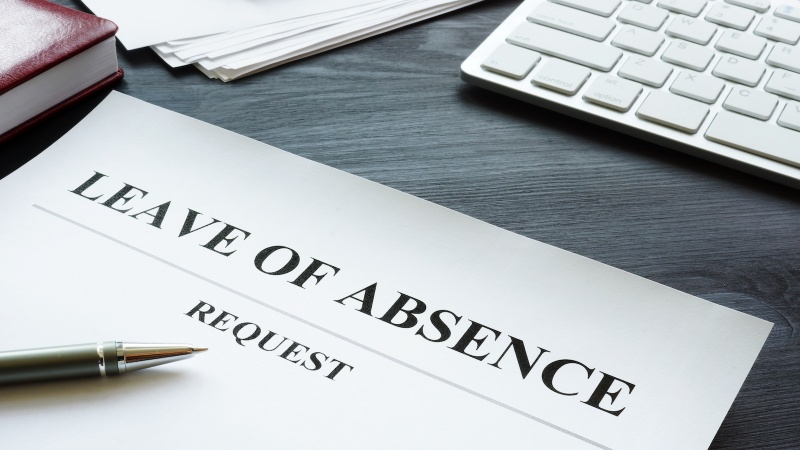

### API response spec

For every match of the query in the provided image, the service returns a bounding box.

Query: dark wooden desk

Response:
[2,1,798,448]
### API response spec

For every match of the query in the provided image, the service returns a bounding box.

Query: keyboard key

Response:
[767,43,800,73]
[550,0,621,17]
[705,111,800,168]
[662,40,715,71]
[481,43,541,79]
[705,3,755,30]
[754,16,800,44]
[713,55,766,86]
[658,0,708,17]
[528,2,616,41]
[666,15,717,44]
[723,87,778,119]
[778,101,800,131]
[582,75,643,111]
[724,0,770,13]
[775,3,800,23]
[637,91,709,133]
[617,3,670,30]
[715,30,766,59]
[670,70,725,103]
[619,56,674,87]
[612,25,665,56]
[765,69,800,101]
[507,23,623,71]
[531,59,591,95]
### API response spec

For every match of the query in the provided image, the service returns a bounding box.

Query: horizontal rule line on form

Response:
[32,203,611,450]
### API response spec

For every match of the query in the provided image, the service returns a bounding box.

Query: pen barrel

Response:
[0,343,112,384]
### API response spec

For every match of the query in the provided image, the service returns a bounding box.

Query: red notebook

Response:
[0,0,123,143]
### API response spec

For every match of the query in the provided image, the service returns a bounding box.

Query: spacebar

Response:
[705,111,800,168]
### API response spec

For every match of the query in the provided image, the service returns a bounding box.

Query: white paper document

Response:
[78,0,481,80]
[79,0,385,49]
[0,92,772,449]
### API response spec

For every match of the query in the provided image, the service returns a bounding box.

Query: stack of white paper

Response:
[80,0,482,81]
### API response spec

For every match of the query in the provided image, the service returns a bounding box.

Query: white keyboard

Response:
[461,0,800,188]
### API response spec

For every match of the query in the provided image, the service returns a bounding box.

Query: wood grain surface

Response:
[1,1,798,448]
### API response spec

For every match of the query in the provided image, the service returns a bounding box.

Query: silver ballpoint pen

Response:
[0,341,207,385]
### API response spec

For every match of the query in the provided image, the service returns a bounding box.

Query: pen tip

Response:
[193,347,209,353]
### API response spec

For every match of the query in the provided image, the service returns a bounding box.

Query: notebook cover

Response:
[0,0,122,142]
